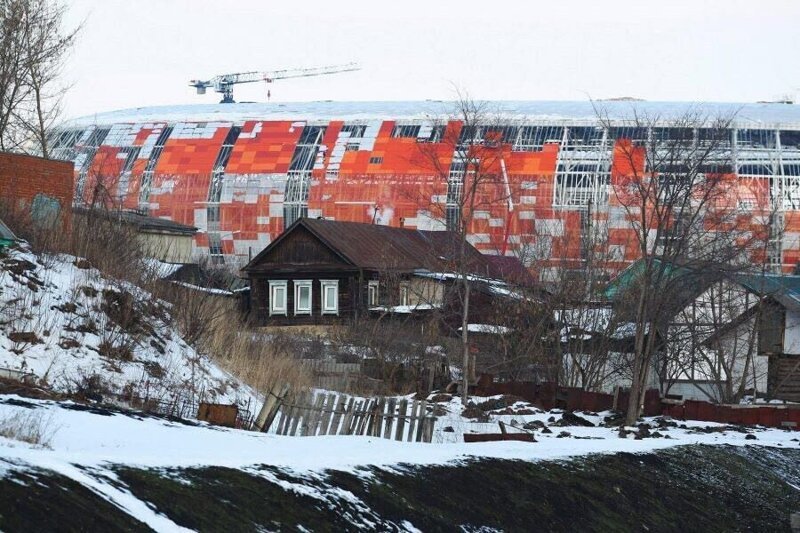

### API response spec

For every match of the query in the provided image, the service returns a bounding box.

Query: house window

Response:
[399,283,410,306]
[369,156,383,165]
[368,281,379,307]
[321,280,339,314]
[269,281,288,316]
[294,280,312,315]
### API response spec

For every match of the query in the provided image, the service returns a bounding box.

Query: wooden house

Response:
[241,218,518,327]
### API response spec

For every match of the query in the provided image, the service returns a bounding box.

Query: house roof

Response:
[73,208,197,236]
[244,217,493,275]
[0,218,17,242]
[483,255,536,286]
[735,273,800,312]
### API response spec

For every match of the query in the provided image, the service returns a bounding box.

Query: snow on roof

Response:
[62,100,800,128]
[369,303,439,314]
[415,270,527,300]
[458,324,513,334]
[142,258,185,279]
[171,281,234,296]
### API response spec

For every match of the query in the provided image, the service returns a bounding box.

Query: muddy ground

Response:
[0,444,798,532]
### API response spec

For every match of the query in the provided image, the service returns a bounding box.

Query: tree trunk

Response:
[461,278,471,405]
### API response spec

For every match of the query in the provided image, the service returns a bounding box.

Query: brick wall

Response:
[0,152,74,225]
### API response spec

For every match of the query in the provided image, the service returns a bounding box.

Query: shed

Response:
[0,218,17,248]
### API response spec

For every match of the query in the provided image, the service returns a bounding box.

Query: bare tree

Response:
[598,108,772,424]
[417,92,515,403]
[0,0,77,155]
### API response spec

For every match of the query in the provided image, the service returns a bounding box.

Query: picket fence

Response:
[255,387,436,443]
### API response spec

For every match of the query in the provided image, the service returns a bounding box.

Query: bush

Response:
[0,410,57,448]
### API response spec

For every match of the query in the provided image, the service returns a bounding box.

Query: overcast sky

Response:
[61,0,800,119]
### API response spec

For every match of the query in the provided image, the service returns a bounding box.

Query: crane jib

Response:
[189,63,361,103]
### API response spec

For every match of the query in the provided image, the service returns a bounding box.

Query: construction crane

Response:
[189,63,360,104]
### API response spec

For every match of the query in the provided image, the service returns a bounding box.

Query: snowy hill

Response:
[0,243,256,409]
[0,395,797,531]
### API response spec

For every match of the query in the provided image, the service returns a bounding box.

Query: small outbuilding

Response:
[73,208,197,263]
[0,218,17,248]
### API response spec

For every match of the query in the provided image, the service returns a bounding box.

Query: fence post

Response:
[421,417,434,443]
[416,401,428,442]
[384,398,397,439]
[305,393,325,436]
[369,398,384,437]
[329,394,346,435]
[341,397,357,435]
[395,399,408,441]
[407,400,420,442]
[357,399,374,436]
[318,393,335,436]
[254,383,289,433]
[288,391,307,436]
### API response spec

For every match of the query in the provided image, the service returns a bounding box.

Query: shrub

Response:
[0,410,57,448]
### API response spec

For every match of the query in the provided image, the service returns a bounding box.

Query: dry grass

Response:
[1,201,312,398]
[200,325,312,397]
[0,409,57,448]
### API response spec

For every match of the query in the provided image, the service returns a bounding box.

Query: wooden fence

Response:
[256,387,436,443]
[300,359,366,392]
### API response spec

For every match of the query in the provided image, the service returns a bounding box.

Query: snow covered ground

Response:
[0,244,256,407]
[1,394,796,472]
[0,393,798,531]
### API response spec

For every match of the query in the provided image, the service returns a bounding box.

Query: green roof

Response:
[0,218,16,247]
[603,258,690,299]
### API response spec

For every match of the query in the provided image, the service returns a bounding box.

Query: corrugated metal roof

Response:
[245,218,494,275]
[63,100,800,129]
[73,208,197,235]
[300,218,492,273]
[735,273,800,311]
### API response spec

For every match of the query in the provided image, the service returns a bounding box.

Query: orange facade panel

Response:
[64,118,787,274]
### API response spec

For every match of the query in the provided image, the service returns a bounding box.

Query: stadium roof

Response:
[64,100,800,129]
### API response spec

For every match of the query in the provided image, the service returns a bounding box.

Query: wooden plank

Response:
[383,398,396,439]
[350,399,365,435]
[340,397,356,435]
[423,417,435,443]
[277,393,294,435]
[318,393,333,436]
[325,393,339,435]
[275,401,289,435]
[306,393,325,436]
[357,399,374,436]
[370,398,384,437]
[395,399,408,441]
[330,394,347,435]
[407,400,420,442]
[416,401,428,442]
[287,391,305,436]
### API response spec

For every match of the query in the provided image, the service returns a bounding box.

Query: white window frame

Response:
[368,280,379,307]
[320,280,339,315]
[268,281,288,316]
[399,282,410,306]
[294,280,312,315]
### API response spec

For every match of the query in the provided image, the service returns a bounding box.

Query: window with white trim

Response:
[294,280,312,315]
[320,280,339,314]
[269,281,288,316]
[399,283,410,306]
[368,281,379,307]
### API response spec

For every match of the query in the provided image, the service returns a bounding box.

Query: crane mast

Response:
[190,63,360,103]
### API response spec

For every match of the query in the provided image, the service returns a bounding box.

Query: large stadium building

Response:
[52,100,800,276]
